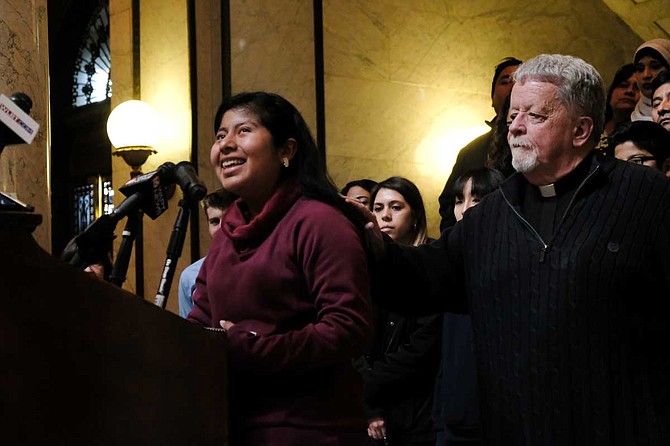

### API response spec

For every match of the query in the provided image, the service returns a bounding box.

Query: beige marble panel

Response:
[109,0,134,102]
[138,0,191,313]
[109,0,137,294]
[603,0,670,41]
[194,0,224,259]
[324,0,642,234]
[229,0,317,131]
[141,0,191,169]
[0,0,50,250]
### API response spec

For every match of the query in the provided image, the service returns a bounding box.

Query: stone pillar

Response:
[0,0,50,250]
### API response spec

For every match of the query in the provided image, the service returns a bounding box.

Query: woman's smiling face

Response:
[210,107,285,215]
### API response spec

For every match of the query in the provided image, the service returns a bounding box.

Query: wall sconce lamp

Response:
[107,99,159,177]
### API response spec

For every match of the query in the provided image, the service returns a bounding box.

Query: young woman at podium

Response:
[187,91,373,446]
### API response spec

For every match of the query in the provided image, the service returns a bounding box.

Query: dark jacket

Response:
[432,312,480,442]
[378,153,670,445]
[354,306,442,445]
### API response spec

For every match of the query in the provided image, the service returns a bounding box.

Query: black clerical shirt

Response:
[522,152,594,242]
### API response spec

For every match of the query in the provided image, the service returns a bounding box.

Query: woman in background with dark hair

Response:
[354,176,442,446]
[452,168,506,222]
[188,91,373,446]
[596,63,639,150]
[486,94,514,176]
[341,178,378,207]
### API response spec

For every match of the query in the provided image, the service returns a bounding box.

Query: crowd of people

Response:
[59,36,670,446]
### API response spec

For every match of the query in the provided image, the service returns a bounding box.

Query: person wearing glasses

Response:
[605,120,670,174]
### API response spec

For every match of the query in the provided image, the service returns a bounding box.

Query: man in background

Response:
[178,188,236,318]
[437,56,522,231]
[651,69,670,132]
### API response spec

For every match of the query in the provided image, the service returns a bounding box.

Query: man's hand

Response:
[343,195,385,260]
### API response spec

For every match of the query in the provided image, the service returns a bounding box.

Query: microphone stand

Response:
[154,196,195,309]
[108,210,142,288]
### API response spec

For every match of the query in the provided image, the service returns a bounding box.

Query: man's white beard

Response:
[510,137,539,172]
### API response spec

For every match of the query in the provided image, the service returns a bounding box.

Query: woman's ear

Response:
[280,138,298,162]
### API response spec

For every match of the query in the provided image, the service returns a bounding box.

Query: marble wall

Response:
[0,0,50,248]
[322,0,642,237]
[229,0,317,133]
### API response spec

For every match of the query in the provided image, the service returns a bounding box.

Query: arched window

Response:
[71,2,111,107]
[69,1,114,233]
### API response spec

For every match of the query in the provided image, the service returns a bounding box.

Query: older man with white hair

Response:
[362,54,670,444]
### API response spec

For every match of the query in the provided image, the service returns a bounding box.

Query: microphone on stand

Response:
[0,92,39,154]
[173,161,207,201]
[71,162,175,272]
[0,92,40,212]
[154,161,207,309]
[117,161,176,220]
[69,160,208,292]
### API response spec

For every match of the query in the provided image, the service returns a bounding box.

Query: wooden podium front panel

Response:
[0,215,228,445]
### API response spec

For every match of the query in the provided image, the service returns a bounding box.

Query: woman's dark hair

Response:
[370,176,428,246]
[605,63,637,124]
[213,91,367,231]
[491,57,523,99]
[452,167,505,201]
[606,120,670,169]
[652,69,670,97]
[487,94,514,176]
[340,179,378,195]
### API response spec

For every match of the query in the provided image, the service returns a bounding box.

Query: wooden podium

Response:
[0,211,229,445]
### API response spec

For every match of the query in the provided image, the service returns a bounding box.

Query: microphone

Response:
[71,160,205,271]
[117,162,175,219]
[110,192,146,222]
[173,161,207,201]
[0,92,40,154]
[70,163,176,269]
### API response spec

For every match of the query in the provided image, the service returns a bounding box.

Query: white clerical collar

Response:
[538,183,556,198]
